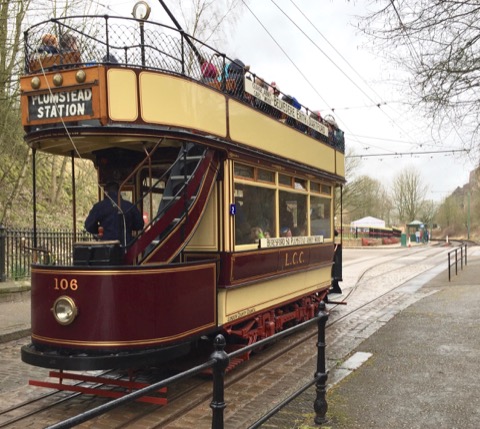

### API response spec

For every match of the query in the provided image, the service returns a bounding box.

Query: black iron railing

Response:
[447,244,468,281]
[0,226,90,281]
[23,15,345,152]
[46,303,330,429]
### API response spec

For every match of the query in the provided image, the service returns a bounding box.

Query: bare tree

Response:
[175,0,244,46]
[359,1,480,153]
[0,0,32,224]
[419,199,437,230]
[0,0,101,226]
[340,147,396,223]
[343,175,388,221]
[391,166,428,223]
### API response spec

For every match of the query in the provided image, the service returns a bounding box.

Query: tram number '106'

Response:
[54,278,78,291]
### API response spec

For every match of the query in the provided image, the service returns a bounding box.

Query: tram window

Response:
[141,176,164,222]
[234,183,275,245]
[234,164,254,179]
[279,191,307,237]
[321,184,332,195]
[120,190,133,203]
[294,178,307,190]
[310,182,321,193]
[279,174,293,187]
[310,196,331,239]
[258,168,275,183]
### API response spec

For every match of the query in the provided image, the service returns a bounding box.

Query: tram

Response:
[19,5,345,371]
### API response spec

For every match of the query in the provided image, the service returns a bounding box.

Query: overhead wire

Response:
[269,0,428,150]
[288,0,387,104]
[239,1,332,109]
[239,0,370,148]
[348,148,468,158]
[287,0,437,152]
[269,0,380,108]
[239,1,407,151]
[308,0,468,156]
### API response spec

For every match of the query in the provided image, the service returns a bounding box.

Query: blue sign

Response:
[230,204,236,215]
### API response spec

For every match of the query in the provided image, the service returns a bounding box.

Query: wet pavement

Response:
[1,244,478,428]
[266,245,480,428]
[0,281,31,343]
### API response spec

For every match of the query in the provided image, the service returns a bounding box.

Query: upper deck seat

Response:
[29,51,82,72]
[207,79,236,93]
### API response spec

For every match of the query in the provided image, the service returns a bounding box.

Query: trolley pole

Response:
[314,302,329,425]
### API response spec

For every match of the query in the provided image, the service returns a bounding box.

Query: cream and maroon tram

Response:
[20,10,345,371]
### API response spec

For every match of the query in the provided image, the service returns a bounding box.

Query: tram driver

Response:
[85,182,144,246]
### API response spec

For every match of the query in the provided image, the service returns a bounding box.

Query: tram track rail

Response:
[1,243,467,428]
[337,244,456,306]
[0,370,120,428]
[146,244,459,428]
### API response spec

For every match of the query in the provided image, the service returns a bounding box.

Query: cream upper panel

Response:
[104,70,344,179]
[139,72,228,137]
[228,99,342,177]
[107,69,138,121]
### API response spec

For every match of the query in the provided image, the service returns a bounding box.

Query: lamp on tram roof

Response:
[132,1,151,68]
[132,1,151,20]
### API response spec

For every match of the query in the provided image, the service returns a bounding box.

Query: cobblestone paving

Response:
[0,245,454,428]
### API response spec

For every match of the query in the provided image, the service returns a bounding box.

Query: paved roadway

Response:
[0,242,476,428]
[267,243,480,429]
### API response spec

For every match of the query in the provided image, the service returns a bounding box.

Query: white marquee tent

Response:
[350,216,386,229]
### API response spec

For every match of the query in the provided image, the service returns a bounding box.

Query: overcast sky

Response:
[102,0,475,201]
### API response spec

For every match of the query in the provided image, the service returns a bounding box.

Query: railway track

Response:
[0,244,463,428]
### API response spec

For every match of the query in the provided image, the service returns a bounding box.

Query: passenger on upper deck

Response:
[102,53,119,64]
[85,182,144,246]
[59,33,81,65]
[38,34,59,54]
[199,55,218,82]
[282,94,304,131]
[59,33,79,53]
[227,58,250,100]
[324,114,344,150]
[309,110,323,139]
[266,81,282,119]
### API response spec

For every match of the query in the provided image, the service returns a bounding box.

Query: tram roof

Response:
[23,15,344,139]
[21,15,345,181]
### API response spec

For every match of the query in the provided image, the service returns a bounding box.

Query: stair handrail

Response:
[124,146,214,263]
[122,142,203,245]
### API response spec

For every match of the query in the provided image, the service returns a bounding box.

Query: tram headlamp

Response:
[51,296,78,326]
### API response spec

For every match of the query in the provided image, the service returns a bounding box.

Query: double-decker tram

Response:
[19,6,345,373]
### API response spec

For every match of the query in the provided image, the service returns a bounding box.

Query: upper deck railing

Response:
[23,15,345,152]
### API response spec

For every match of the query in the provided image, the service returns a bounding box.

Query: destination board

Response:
[28,88,93,121]
[244,79,329,137]
[259,235,324,248]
